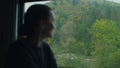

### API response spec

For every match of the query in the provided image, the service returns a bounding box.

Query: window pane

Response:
[24,1,51,13]
[25,0,120,68]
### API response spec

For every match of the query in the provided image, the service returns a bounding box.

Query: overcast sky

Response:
[24,1,51,12]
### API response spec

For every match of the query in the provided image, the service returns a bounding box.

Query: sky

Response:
[25,1,51,12]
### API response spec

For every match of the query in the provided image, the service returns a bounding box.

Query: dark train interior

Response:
[1,0,120,68]
[0,0,48,68]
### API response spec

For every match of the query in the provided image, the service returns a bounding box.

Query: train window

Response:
[24,0,120,68]
[24,1,51,12]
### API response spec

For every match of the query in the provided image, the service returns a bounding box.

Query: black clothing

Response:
[5,39,57,68]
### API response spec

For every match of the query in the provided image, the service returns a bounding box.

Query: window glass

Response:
[25,0,120,68]
[24,1,51,12]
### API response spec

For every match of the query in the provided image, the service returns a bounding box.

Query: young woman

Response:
[5,4,57,68]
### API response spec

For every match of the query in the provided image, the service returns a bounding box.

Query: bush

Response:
[55,53,91,68]
[106,49,120,68]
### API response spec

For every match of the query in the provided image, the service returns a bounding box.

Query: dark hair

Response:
[18,4,52,37]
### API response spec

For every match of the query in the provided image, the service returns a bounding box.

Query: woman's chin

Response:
[47,35,53,38]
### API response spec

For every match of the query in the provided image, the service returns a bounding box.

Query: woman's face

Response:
[37,11,55,38]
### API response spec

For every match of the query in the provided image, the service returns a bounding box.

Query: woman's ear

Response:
[39,20,46,30]
[41,26,45,30]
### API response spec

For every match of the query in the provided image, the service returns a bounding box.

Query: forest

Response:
[46,0,120,68]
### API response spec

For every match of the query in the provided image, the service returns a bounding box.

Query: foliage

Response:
[55,53,92,68]
[89,19,120,68]
[47,0,120,68]
[106,49,120,68]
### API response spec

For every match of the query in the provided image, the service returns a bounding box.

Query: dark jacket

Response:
[4,39,57,68]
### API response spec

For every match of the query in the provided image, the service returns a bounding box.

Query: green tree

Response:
[47,0,120,68]
[89,19,120,68]
[106,49,120,68]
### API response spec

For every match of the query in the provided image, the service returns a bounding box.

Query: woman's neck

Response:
[28,36,44,47]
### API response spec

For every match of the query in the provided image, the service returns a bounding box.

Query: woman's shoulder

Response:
[8,39,31,53]
[9,40,23,49]
[7,39,34,58]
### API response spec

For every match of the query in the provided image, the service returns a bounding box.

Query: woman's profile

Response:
[5,4,57,68]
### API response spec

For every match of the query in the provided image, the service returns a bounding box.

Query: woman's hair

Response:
[18,4,52,37]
